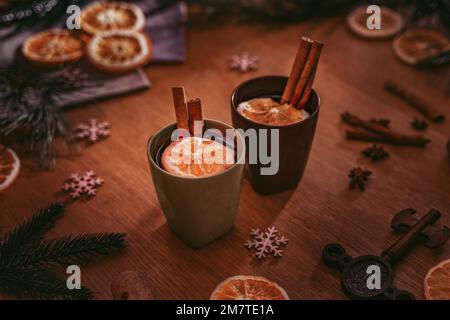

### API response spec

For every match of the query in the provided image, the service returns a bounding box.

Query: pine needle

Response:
[0,266,94,300]
[3,233,126,269]
[0,65,98,168]
[0,203,65,260]
[0,204,127,299]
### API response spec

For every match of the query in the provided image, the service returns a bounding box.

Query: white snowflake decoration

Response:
[62,171,104,199]
[244,226,289,259]
[229,52,260,73]
[77,118,110,143]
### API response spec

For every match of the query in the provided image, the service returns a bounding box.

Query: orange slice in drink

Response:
[161,137,235,178]
[424,259,450,300]
[81,1,145,35]
[22,29,84,66]
[238,98,307,126]
[86,30,152,73]
[210,275,289,300]
[0,145,20,192]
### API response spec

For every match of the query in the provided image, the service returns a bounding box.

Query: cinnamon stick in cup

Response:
[290,40,324,107]
[298,65,318,109]
[187,98,203,136]
[171,87,189,131]
[281,37,313,104]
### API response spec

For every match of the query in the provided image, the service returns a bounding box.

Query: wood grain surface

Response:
[1,19,449,300]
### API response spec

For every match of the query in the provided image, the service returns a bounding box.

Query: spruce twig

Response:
[0,266,93,300]
[0,205,127,299]
[0,203,65,260]
[0,65,98,169]
[3,233,126,269]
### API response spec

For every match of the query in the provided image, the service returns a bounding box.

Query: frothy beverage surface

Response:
[161,136,235,178]
[237,97,309,126]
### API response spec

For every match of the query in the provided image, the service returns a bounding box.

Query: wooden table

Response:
[1,19,449,300]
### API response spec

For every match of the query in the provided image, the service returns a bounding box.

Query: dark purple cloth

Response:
[0,0,187,108]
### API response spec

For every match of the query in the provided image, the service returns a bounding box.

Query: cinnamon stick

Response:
[384,81,445,123]
[297,65,317,109]
[341,112,431,147]
[346,128,430,147]
[290,40,324,107]
[281,37,313,104]
[171,87,189,131]
[187,98,203,136]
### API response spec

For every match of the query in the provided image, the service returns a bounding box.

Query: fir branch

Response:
[0,203,65,260]
[182,0,359,23]
[0,266,93,300]
[0,204,127,299]
[3,233,126,269]
[0,65,97,168]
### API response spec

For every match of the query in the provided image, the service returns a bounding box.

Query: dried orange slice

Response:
[237,98,309,126]
[393,29,450,65]
[210,276,289,300]
[81,1,145,35]
[424,259,450,300]
[347,6,404,39]
[86,30,152,73]
[161,137,235,178]
[0,145,20,192]
[22,29,84,66]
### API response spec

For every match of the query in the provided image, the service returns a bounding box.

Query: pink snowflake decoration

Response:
[229,52,260,73]
[244,226,289,259]
[76,118,110,143]
[62,171,104,199]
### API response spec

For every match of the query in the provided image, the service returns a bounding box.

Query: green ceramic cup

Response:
[147,119,246,248]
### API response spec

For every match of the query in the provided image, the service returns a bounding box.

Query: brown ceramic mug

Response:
[231,76,320,194]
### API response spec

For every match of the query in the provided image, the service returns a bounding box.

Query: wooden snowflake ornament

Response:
[62,171,104,199]
[77,118,110,143]
[244,226,289,259]
[229,52,260,73]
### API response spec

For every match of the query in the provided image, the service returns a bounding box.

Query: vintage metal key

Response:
[322,208,450,300]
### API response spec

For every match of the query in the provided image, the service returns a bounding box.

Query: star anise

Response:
[411,118,428,131]
[369,118,390,128]
[361,144,389,161]
[348,167,372,191]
